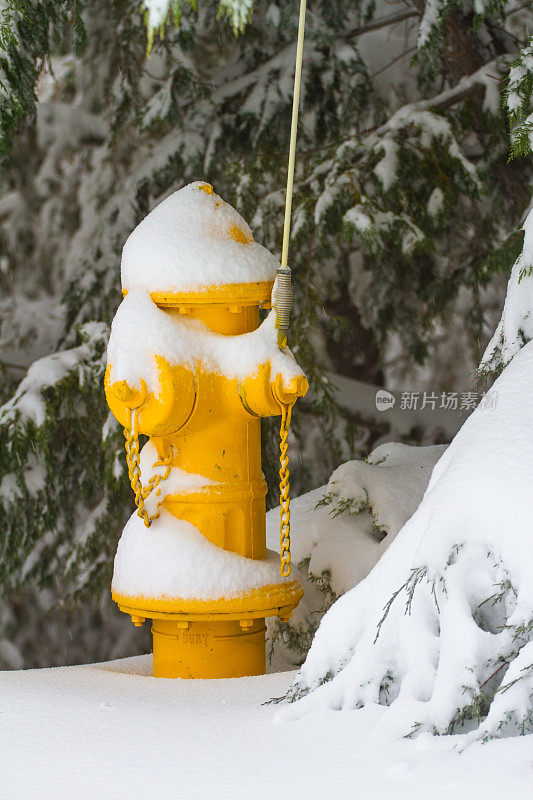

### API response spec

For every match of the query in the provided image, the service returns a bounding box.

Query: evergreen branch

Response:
[212,8,419,105]
[374,55,514,133]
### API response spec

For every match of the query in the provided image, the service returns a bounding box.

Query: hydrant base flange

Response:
[112,580,303,679]
[112,579,303,618]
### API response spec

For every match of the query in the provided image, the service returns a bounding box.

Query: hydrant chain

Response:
[279,402,293,577]
[124,406,173,527]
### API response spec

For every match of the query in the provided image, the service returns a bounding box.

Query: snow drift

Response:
[282,341,533,738]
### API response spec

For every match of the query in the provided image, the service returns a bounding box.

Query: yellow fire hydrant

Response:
[105,182,308,679]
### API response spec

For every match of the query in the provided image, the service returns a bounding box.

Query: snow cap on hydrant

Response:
[105,181,308,679]
[121,181,279,294]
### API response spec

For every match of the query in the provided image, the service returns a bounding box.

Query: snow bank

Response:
[273,442,446,597]
[112,509,286,601]
[107,287,303,392]
[121,182,279,292]
[266,443,445,669]
[282,340,533,738]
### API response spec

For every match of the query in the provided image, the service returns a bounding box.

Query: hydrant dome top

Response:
[121,182,279,295]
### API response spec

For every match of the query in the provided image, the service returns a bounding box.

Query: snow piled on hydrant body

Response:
[107,287,303,392]
[109,181,303,392]
[121,181,279,292]
[281,340,533,739]
[112,509,284,600]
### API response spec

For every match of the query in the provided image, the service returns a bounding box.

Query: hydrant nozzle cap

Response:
[111,379,148,408]
[121,181,280,297]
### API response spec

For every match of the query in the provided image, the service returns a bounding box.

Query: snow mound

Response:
[326,442,447,542]
[121,181,279,292]
[107,288,303,392]
[273,486,385,599]
[266,443,445,669]
[112,509,285,601]
[282,341,533,738]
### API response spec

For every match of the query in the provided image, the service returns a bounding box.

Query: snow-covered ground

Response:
[1,654,532,800]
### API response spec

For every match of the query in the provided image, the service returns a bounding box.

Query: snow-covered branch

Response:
[377,55,514,135]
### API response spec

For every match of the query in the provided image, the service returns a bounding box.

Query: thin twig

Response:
[370,45,417,80]
[342,8,420,40]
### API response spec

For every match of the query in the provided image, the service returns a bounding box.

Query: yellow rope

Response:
[280,0,307,273]
[276,0,307,576]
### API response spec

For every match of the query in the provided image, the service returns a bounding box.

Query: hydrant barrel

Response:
[152,618,267,680]
[151,292,269,561]
[105,182,308,679]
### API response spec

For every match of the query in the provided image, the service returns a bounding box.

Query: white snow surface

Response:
[107,287,303,392]
[1,655,533,800]
[112,509,286,600]
[121,181,279,292]
[482,207,533,370]
[283,339,533,738]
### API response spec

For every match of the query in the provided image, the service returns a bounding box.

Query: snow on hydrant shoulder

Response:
[104,180,308,680]
[121,181,280,293]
